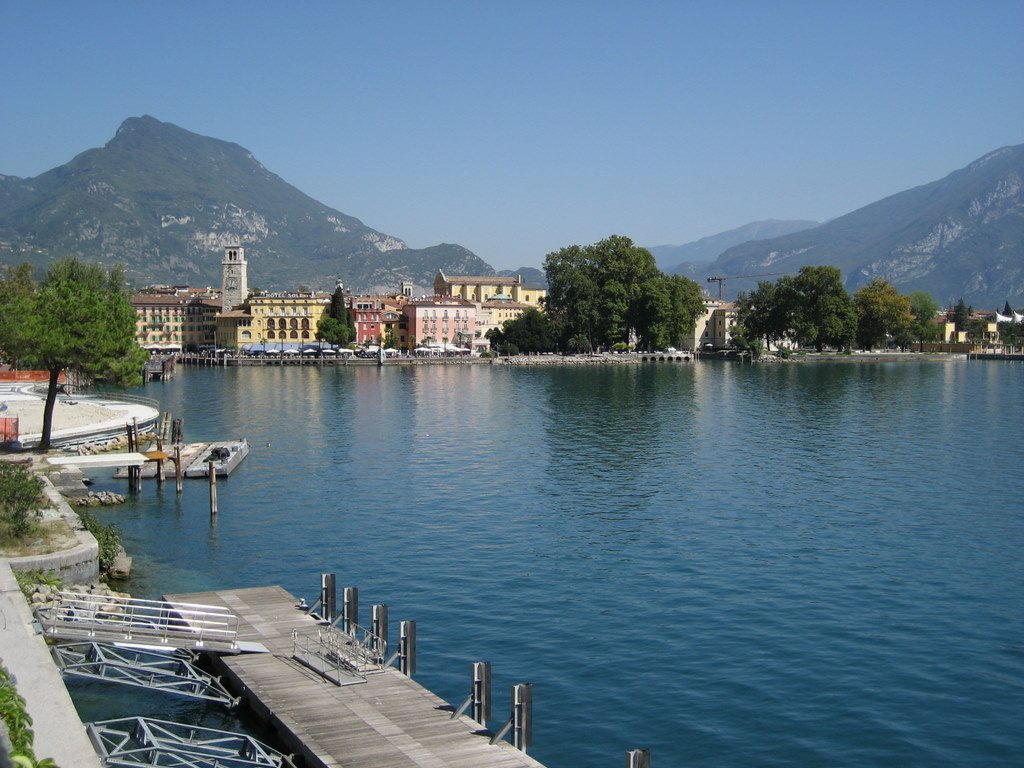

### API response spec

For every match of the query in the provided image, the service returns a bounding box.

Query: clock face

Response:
[226,278,238,289]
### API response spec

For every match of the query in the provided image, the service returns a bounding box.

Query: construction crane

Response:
[706,273,786,300]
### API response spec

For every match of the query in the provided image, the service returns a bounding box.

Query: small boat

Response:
[184,439,250,478]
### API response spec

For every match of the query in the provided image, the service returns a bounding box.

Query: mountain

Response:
[0,116,493,291]
[708,145,1024,306]
[647,219,819,273]
[497,266,547,287]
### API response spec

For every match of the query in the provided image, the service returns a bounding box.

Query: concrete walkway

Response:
[0,561,102,767]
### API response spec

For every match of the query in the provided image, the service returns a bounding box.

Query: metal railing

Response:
[52,642,238,706]
[36,592,239,652]
[87,717,292,768]
[28,385,161,410]
[291,622,386,685]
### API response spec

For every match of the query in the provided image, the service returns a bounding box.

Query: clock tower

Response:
[221,245,248,310]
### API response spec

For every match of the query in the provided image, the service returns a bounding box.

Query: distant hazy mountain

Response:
[709,145,1024,306]
[647,219,819,274]
[0,116,493,291]
[497,266,547,287]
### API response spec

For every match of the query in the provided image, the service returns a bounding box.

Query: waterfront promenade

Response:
[0,561,101,768]
[167,585,549,768]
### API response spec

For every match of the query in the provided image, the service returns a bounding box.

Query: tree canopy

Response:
[543,235,703,351]
[853,279,913,351]
[316,285,356,346]
[0,259,148,451]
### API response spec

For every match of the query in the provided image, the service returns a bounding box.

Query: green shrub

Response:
[0,463,44,542]
[76,509,121,573]
[13,569,62,599]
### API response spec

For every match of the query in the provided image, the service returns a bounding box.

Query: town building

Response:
[131,287,221,352]
[221,245,249,311]
[216,291,332,350]
[434,271,546,307]
[402,296,477,350]
[348,293,411,346]
[681,298,738,350]
[475,297,534,341]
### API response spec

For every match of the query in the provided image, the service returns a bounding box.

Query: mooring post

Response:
[489,682,533,752]
[320,573,336,623]
[343,587,358,634]
[155,457,164,488]
[208,461,217,518]
[626,748,651,768]
[132,418,142,493]
[371,604,388,661]
[473,661,492,727]
[174,445,183,495]
[399,620,416,677]
[512,683,532,752]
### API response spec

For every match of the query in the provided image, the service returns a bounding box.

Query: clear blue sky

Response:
[2,1,1022,271]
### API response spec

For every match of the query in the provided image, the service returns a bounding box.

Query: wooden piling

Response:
[174,445,183,495]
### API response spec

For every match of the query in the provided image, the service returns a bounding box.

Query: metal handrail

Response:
[36,591,238,650]
[28,385,161,410]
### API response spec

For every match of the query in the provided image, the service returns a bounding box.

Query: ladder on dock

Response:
[51,642,238,706]
[87,717,292,768]
[35,592,240,653]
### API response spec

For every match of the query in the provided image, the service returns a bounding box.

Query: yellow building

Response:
[681,298,738,350]
[216,291,331,350]
[434,271,546,307]
[475,298,534,340]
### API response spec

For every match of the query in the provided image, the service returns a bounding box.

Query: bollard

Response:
[174,445,183,495]
[371,604,388,661]
[473,661,492,728]
[399,620,416,677]
[208,461,217,518]
[512,683,532,752]
[343,587,358,634]
[320,573,337,623]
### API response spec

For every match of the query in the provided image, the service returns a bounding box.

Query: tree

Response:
[736,277,796,351]
[0,259,148,451]
[1003,301,1014,317]
[316,285,355,346]
[502,308,555,353]
[908,291,941,349]
[790,266,856,351]
[853,279,912,351]
[951,297,971,331]
[544,235,698,351]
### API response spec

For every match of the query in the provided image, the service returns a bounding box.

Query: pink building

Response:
[403,296,476,349]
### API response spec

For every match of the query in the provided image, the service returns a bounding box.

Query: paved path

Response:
[0,561,102,767]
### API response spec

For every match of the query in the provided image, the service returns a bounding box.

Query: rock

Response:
[110,548,133,578]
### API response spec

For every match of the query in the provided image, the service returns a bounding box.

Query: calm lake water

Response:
[75,359,1024,767]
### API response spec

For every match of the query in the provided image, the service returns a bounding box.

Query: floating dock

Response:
[166,585,548,768]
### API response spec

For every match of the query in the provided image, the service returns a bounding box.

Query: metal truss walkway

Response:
[86,717,293,768]
[35,591,240,653]
[52,642,238,706]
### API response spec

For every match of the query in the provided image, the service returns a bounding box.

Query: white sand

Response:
[1,399,129,435]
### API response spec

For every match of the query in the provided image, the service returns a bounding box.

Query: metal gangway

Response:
[52,642,238,706]
[87,717,293,768]
[35,591,240,653]
[291,621,387,685]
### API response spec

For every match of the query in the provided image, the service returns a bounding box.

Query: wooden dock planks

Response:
[166,586,547,768]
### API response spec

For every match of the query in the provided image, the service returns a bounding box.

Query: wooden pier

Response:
[166,585,548,768]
